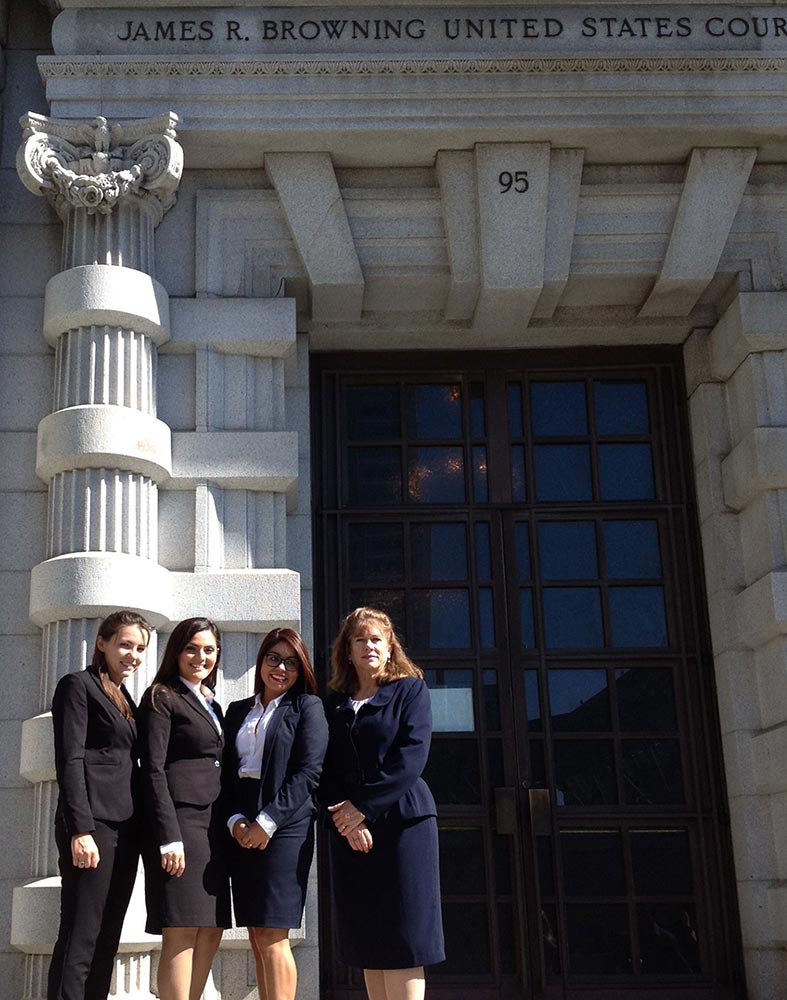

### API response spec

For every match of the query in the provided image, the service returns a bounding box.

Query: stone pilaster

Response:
[11,112,183,1000]
[685,293,787,999]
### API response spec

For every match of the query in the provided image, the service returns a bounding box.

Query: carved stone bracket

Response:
[17,111,183,223]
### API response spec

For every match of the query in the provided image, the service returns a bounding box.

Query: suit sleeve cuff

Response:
[160,841,184,854]
[256,811,278,837]
[228,813,245,835]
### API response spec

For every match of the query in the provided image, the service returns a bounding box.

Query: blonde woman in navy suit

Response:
[138,617,231,1000]
[223,628,328,1000]
[48,609,152,1000]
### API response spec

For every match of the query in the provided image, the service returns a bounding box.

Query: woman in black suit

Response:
[138,617,231,1000]
[48,609,152,1000]
[223,628,328,1000]
[321,607,445,1000]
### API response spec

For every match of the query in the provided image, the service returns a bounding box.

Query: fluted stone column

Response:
[11,112,183,1000]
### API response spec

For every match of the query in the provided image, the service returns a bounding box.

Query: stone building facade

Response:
[1,1,786,999]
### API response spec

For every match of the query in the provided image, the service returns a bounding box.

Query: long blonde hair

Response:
[329,607,423,694]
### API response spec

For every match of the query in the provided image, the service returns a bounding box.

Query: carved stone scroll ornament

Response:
[17,111,183,223]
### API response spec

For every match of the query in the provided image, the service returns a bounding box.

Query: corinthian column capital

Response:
[17,111,183,224]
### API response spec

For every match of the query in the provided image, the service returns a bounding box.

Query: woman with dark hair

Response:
[48,609,152,1000]
[320,607,445,1000]
[138,617,231,1000]
[222,627,328,1000]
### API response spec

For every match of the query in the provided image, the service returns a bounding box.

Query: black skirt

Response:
[328,815,445,970]
[144,800,231,933]
[229,778,315,929]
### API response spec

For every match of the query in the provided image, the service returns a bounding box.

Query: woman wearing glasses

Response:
[222,628,328,1000]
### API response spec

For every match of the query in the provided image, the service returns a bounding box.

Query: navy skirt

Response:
[229,778,315,928]
[328,815,445,970]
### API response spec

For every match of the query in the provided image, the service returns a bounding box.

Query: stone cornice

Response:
[37,53,787,76]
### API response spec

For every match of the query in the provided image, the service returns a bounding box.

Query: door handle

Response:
[494,786,517,835]
[528,788,552,835]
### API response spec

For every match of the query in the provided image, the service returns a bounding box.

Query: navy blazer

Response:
[223,692,328,830]
[320,676,437,824]
[51,668,138,835]
[138,682,225,845]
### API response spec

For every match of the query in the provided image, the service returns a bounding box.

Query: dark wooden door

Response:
[313,350,743,1000]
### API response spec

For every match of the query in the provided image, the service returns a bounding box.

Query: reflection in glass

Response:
[411,523,467,581]
[604,520,662,579]
[638,904,700,974]
[535,445,592,501]
[473,445,489,502]
[610,586,668,648]
[441,902,491,974]
[348,447,402,505]
[594,380,650,436]
[531,381,588,437]
[346,384,400,439]
[631,830,693,897]
[483,669,501,730]
[538,522,598,580]
[408,446,465,503]
[520,589,535,648]
[424,738,482,804]
[623,740,684,805]
[566,903,631,974]
[470,382,486,437]
[475,522,492,579]
[511,445,527,502]
[616,669,677,732]
[599,443,655,500]
[516,522,531,580]
[508,382,524,437]
[554,740,617,805]
[426,669,474,732]
[412,589,471,648]
[439,828,485,894]
[479,588,495,648]
[406,383,462,439]
[543,588,603,648]
[524,669,541,732]
[549,669,610,732]
[541,902,561,975]
[348,523,404,582]
[561,830,626,895]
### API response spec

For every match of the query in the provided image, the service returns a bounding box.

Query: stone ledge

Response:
[168,297,296,356]
[20,714,54,784]
[736,572,787,650]
[169,569,300,631]
[36,405,172,483]
[710,291,787,382]
[43,266,170,347]
[170,431,298,491]
[721,427,787,513]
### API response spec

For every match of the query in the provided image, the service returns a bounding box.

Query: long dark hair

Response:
[329,606,422,694]
[90,610,152,720]
[254,628,317,699]
[149,617,222,707]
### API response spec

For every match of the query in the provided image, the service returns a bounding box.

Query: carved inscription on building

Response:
[53,6,787,56]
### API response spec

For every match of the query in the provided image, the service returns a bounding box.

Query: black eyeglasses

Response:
[265,652,300,673]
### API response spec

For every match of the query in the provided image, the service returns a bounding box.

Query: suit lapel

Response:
[87,668,137,734]
[178,682,223,738]
[258,692,292,786]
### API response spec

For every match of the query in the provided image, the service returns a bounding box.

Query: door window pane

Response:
[520,589,535,648]
[425,739,482,804]
[537,836,556,896]
[411,523,467,581]
[638,904,700,974]
[604,520,662,579]
[516,522,531,580]
[441,903,491,974]
[610,586,668,648]
[439,828,486,894]
[561,830,626,895]
[631,830,693,897]
[508,382,524,436]
[554,740,617,805]
[542,902,561,975]
[470,382,486,437]
[472,445,489,501]
[566,904,631,974]
[511,444,527,502]
[348,447,402,504]
[531,381,588,436]
[479,588,495,648]
[408,446,465,503]
[483,669,501,731]
[406,384,462,439]
[524,669,541,732]
[615,669,678,732]
[426,669,475,732]
[599,444,655,500]
[594,380,650,436]
[535,445,592,501]
[346,384,400,439]
[475,522,492,579]
[538,522,598,580]
[549,669,610,732]
[622,740,684,805]
[348,523,404,582]
[412,589,471,648]
[544,588,603,648]
[348,590,405,637]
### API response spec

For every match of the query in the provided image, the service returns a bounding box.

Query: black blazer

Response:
[51,669,138,836]
[138,683,225,845]
[223,692,328,830]
[320,676,437,825]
